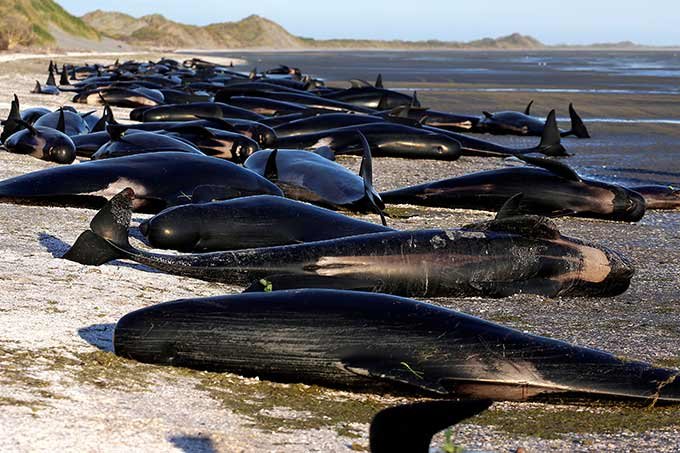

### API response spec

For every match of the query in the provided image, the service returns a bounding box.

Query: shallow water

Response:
[192,50,680,188]
[198,50,680,88]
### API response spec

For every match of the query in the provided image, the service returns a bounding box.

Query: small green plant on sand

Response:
[440,427,464,453]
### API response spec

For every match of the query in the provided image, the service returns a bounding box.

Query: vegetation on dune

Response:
[81,9,547,50]
[0,0,100,50]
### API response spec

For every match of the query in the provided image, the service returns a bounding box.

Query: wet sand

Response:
[0,54,679,452]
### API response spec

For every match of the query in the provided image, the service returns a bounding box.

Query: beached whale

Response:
[274,110,567,157]
[275,122,462,160]
[630,185,680,210]
[113,289,680,403]
[63,189,634,298]
[4,119,76,164]
[31,70,60,95]
[479,101,590,138]
[91,125,205,160]
[243,133,385,220]
[0,152,282,212]
[140,195,392,252]
[322,75,416,110]
[380,156,647,222]
[129,102,265,122]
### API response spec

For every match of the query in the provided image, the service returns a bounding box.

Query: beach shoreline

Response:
[0,54,678,452]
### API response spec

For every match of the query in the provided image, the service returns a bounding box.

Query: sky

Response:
[59,0,680,46]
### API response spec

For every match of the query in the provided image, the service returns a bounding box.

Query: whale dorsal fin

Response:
[16,119,37,136]
[568,103,591,139]
[5,95,20,123]
[56,109,66,133]
[464,213,561,240]
[92,100,117,132]
[375,73,384,89]
[350,79,372,88]
[376,93,390,111]
[193,115,237,132]
[166,124,216,138]
[106,124,128,141]
[524,100,534,115]
[536,109,567,156]
[411,91,421,108]
[46,70,57,87]
[312,146,335,161]
[32,81,41,94]
[264,149,278,181]
[482,111,493,119]
[496,193,524,220]
[59,65,70,86]
[515,154,581,182]
[358,132,387,226]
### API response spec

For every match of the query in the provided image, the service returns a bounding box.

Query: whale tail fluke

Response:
[536,110,568,156]
[369,400,492,453]
[62,189,134,265]
[566,103,590,139]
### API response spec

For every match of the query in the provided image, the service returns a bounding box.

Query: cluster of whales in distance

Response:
[2,57,679,451]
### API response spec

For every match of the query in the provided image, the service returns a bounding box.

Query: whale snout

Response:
[597,247,635,297]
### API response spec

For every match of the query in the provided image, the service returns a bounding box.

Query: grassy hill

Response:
[0,0,100,50]
[82,10,546,50]
[82,11,307,49]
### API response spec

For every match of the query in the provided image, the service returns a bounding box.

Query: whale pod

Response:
[63,189,634,298]
[113,289,680,402]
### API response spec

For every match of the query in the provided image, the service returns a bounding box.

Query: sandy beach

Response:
[0,53,678,452]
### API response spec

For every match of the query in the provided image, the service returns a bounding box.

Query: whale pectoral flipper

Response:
[369,399,492,453]
[337,359,449,395]
[243,274,381,293]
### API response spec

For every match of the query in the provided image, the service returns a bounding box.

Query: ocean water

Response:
[200,50,680,88]
[192,50,680,186]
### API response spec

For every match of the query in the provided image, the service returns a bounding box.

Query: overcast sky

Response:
[59,0,680,46]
